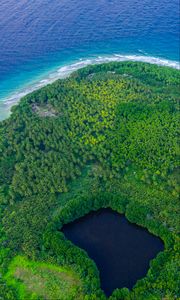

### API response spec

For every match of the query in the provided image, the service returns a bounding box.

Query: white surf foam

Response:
[0,54,179,120]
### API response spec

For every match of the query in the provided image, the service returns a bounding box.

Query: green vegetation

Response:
[5,256,84,300]
[0,61,179,299]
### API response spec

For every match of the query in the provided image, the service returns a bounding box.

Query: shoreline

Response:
[0,54,179,121]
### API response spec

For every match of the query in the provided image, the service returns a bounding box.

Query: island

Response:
[0,62,179,300]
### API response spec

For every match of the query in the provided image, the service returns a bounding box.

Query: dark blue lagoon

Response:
[0,0,179,120]
[62,208,164,297]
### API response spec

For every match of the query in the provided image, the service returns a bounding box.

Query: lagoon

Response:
[62,208,164,296]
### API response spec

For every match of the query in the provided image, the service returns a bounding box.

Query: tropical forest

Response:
[0,61,180,300]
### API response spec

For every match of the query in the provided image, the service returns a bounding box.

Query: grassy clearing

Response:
[31,103,59,117]
[5,256,84,300]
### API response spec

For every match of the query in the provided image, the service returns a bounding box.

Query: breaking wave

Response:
[0,54,179,120]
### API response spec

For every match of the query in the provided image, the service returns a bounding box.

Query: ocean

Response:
[0,0,179,120]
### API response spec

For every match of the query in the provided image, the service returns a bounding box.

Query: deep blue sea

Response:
[0,0,179,120]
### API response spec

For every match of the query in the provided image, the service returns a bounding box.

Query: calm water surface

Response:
[62,208,164,296]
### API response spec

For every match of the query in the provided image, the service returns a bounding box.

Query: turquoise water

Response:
[0,0,179,120]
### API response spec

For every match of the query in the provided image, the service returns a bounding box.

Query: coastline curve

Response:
[0,54,179,121]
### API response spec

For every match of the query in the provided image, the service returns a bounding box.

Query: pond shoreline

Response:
[62,208,164,296]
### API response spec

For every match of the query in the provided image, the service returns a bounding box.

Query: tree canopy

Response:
[0,62,179,300]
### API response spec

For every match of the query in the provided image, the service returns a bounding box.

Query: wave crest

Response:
[0,54,179,120]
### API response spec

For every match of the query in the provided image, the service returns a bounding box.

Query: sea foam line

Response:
[0,54,179,116]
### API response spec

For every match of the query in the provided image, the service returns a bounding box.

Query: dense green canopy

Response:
[0,62,179,300]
